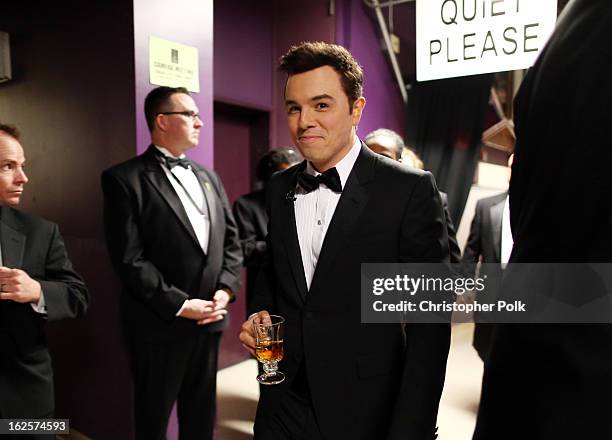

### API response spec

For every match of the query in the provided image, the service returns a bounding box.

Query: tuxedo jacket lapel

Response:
[308,145,374,297]
[0,207,26,268]
[280,163,308,302]
[141,146,200,247]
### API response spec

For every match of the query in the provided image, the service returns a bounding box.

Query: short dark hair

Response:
[256,147,302,183]
[279,41,364,110]
[364,128,405,159]
[0,123,20,141]
[144,86,190,132]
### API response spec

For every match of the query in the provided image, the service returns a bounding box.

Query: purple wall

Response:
[336,0,407,139]
[133,0,214,167]
[214,1,274,110]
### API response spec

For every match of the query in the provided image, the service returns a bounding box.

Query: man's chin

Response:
[299,146,326,162]
[3,197,21,206]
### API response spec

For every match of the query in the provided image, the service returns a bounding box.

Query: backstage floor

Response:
[216,323,483,440]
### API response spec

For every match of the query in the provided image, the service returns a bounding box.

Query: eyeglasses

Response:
[157,110,201,120]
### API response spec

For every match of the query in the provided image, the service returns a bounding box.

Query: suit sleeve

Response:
[101,170,189,320]
[233,198,267,267]
[462,200,483,277]
[388,172,451,440]
[37,223,89,322]
[208,171,243,296]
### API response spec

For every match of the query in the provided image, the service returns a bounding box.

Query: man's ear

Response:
[155,114,167,132]
[351,96,366,126]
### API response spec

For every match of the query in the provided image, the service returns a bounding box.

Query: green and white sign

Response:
[149,36,199,92]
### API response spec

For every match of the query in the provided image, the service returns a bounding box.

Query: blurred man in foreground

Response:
[474,1,612,438]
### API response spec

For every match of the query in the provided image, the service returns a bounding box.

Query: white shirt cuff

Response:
[30,290,47,314]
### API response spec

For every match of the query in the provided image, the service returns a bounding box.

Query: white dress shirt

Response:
[155,146,210,254]
[295,136,361,290]
[501,195,513,267]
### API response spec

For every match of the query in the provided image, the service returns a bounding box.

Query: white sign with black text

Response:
[416,0,557,81]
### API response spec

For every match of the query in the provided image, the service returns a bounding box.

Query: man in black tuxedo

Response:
[240,42,451,440]
[473,1,612,438]
[462,155,513,361]
[102,87,242,440]
[0,124,88,433]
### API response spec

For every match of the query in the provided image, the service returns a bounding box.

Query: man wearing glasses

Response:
[101,86,242,440]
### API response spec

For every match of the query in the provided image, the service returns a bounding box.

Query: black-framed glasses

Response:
[157,110,201,120]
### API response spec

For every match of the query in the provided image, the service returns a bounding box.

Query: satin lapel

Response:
[308,145,374,296]
[142,147,200,245]
[490,196,505,262]
[280,164,308,302]
[0,207,26,269]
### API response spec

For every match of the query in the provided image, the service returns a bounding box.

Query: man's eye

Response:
[287,106,300,114]
[1,164,12,171]
[316,103,329,110]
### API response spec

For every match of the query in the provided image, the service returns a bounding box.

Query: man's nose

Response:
[194,116,203,128]
[298,108,315,129]
[15,167,28,184]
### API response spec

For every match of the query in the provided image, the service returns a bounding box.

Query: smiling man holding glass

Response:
[240,42,451,440]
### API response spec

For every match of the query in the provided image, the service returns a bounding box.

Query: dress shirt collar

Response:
[304,136,361,190]
[154,145,186,159]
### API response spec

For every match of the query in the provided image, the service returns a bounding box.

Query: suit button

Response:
[305,311,313,320]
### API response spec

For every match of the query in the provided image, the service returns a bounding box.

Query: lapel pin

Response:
[204,182,212,192]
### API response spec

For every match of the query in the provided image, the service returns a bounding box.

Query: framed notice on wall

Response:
[149,36,199,92]
[416,0,557,81]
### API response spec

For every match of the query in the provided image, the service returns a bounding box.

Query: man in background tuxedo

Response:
[462,154,513,361]
[473,1,612,438]
[102,87,242,440]
[0,123,88,436]
[240,42,450,440]
[233,147,300,310]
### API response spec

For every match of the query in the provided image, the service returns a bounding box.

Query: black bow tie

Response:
[297,167,342,193]
[153,148,191,170]
[164,156,191,170]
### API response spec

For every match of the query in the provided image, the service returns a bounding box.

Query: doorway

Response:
[214,101,269,369]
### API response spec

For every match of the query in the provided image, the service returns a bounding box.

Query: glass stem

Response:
[263,361,278,375]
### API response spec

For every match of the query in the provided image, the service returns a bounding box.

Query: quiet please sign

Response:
[416,0,557,81]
